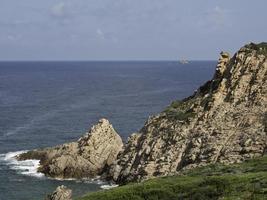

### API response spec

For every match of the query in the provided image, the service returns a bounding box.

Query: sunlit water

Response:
[0,61,215,200]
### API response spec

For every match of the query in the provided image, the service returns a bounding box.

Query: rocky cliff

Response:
[18,119,123,179]
[19,43,267,185]
[108,42,267,183]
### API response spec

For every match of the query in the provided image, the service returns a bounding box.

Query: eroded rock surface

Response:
[108,42,267,183]
[18,119,123,179]
[45,185,72,200]
[19,43,267,185]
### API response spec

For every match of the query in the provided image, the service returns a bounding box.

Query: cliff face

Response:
[18,43,267,185]
[108,43,267,183]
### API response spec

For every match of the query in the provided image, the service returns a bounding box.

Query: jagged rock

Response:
[108,42,267,183]
[215,51,230,78]
[18,119,123,179]
[45,185,72,200]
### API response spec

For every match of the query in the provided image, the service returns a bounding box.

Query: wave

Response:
[0,151,119,189]
[0,151,114,186]
[100,184,119,190]
[0,151,44,178]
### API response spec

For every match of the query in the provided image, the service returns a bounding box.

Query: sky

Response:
[0,0,266,61]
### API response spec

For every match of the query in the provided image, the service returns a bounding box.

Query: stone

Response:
[18,119,123,179]
[45,185,72,200]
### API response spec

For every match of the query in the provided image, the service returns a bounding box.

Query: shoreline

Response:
[0,150,117,190]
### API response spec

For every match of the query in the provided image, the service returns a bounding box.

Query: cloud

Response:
[95,28,119,43]
[50,2,68,18]
[211,6,227,27]
[7,34,21,41]
[96,28,105,39]
[197,6,230,30]
[0,20,30,28]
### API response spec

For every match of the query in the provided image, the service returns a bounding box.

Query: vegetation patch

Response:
[77,156,267,200]
[244,42,267,55]
[164,100,196,121]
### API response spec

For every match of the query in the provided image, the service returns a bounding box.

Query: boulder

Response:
[18,119,123,179]
[45,185,72,200]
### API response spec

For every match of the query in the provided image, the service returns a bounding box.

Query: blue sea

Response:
[0,61,215,200]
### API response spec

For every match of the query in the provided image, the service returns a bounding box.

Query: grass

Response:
[77,155,267,200]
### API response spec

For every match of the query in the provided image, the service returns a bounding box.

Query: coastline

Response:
[0,151,44,178]
[0,60,214,200]
[1,150,118,189]
[1,43,266,199]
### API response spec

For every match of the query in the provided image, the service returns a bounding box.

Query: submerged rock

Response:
[18,119,123,179]
[45,185,72,200]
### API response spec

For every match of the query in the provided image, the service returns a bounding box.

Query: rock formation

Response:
[108,42,267,183]
[18,119,123,179]
[45,185,72,200]
[19,43,267,186]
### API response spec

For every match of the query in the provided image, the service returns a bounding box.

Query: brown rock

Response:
[45,185,72,200]
[18,119,123,179]
[108,42,267,183]
[18,43,267,186]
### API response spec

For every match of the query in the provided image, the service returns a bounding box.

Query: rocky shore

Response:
[18,119,123,179]
[45,185,72,200]
[18,43,267,188]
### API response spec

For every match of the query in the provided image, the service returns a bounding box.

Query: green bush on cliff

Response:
[244,42,267,55]
[164,100,196,121]
[77,156,267,200]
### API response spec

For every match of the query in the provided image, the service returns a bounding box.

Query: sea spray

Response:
[0,151,44,178]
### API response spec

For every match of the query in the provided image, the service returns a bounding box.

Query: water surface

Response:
[0,61,215,200]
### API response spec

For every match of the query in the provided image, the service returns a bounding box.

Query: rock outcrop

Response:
[19,43,267,185]
[108,42,267,183]
[45,185,72,200]
[18,119,123,179]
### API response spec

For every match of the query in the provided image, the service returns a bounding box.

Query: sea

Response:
[0,61,215,200]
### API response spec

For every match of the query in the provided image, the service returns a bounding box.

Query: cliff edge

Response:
[108,42,267,183]
[18,43,267,185]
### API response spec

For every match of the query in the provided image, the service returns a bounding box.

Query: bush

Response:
[77,156,267,200]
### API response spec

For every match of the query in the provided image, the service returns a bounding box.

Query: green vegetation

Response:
[245,42,267,55]
[77,156,267,200]
[164,99,196,121]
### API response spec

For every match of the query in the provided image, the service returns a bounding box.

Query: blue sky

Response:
[0,0,266,60]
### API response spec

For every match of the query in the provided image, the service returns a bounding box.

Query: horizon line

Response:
[0,59,217,62]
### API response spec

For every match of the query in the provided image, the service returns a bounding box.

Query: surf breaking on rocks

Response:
[0,151,44,178]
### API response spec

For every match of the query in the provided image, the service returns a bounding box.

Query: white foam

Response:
[0,151,116,186]
[100,184,119,190]
[50,177,77,181]
[0,151,45,178]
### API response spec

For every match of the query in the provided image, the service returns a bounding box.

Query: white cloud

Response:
[197,6,230,30]
[96,28,105,39]
[51,2,67,18]
[211,6,226,27]
[7,34,21,41]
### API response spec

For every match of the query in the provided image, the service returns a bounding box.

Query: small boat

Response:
[179,60,189,64]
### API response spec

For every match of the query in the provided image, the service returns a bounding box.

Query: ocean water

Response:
[0,61,215,200]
